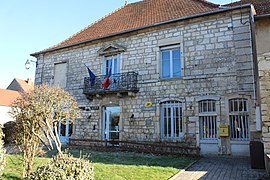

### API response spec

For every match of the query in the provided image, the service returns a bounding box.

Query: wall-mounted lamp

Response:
[25,59,37,70]
[130,114,135,121]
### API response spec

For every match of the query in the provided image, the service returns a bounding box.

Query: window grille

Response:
[199,100,217,140]
[160,101,183,139]
[229,98,249,141]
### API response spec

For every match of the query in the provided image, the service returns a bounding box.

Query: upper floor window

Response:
[160,45,181,79]
[229,98,249,141]
[54,62,67,88]
[160,100,183,139]
[104,55,120,75]
[98,43,125,76]
[199,100,217,140]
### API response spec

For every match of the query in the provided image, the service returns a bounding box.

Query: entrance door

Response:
[58,120,73,144]
[102,106,120,145]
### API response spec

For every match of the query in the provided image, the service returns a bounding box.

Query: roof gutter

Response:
[31,4,251,57]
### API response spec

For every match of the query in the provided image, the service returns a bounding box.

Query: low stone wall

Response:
[69,138,199,156]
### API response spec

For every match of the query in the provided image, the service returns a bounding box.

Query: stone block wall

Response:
[255,17,270,173]
[34,8,258,154]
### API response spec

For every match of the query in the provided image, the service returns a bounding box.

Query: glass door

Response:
[58,120,73,144]
[103,106,120,145]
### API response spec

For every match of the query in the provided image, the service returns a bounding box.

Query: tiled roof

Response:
[0,89,20,106]
[226,0,270,16]
[32,0,219,55]
[15,78,34,92]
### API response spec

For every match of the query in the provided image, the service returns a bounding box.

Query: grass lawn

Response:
[3,149,197,180]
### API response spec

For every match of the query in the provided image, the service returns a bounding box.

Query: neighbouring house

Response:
[0,78,34,125]
[242,0,270,175]
[7,78,34,93]
[227,0,270,174]
[0,89,20,125]
[31,0,266,157]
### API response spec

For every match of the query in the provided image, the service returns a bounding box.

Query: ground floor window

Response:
[229,98,249,141]
[200,116,217,140]
[160,101,183,139]
[199,100,217,140]
[230,115,249,140]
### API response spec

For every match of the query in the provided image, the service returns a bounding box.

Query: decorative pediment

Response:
[98,43,126,56]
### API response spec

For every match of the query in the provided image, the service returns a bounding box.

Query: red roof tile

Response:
[226,0,270,16]
[32,0,219,55]
[0,89,21,106]
[15,78,34,92]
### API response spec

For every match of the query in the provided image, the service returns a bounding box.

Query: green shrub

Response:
[26,153,94,180]
[0,126,6,177]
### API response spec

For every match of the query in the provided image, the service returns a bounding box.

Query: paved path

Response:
[171,156,268,180]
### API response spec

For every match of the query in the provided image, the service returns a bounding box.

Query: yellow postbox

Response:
[218,124,229,137]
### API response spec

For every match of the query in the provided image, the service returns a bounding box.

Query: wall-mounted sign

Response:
[142,101,156,111]
[218,124,229,137]
[141,106,156,111]
[90,106,99,110]
[144,102,153,108]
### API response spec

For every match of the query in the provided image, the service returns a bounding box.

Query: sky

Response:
[0,0,237,89]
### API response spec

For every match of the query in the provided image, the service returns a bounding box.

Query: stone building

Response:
[31,0,262,156]
[247,0,270,174]
[7,78,34,93]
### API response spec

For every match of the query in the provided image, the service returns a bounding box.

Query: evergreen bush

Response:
[26,153,94,180]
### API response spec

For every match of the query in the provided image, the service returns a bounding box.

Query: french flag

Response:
[102,66,112,89]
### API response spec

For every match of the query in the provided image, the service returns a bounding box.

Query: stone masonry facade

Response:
[34,7,260,155]
[255,16,270,173]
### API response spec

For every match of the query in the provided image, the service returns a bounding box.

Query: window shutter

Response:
[117,54,121,73]
[101,56,106,75]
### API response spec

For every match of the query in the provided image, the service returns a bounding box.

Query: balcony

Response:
[83,72,139,99]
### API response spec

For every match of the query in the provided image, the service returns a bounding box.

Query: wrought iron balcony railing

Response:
[83,72,139,96]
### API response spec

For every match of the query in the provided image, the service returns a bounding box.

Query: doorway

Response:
[102,106,120,145]
[58,119,73,144]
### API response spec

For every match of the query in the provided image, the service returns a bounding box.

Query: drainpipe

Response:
[248,6,261,131]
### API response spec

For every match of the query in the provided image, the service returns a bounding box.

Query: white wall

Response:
[0,106,14,125]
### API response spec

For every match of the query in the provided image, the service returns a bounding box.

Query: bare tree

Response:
[10,84,79,177]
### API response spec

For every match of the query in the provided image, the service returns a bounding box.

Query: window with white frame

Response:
[199,100,217,140]
[160,101,183,139]
[103,54,120,75]
[160,45,181,79]
[229,98,249,141]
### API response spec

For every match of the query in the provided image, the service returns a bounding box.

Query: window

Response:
[229,98,249,141]
[54,62,67,88]
[58,120,73,137]
[199,100,217,140]
[160,101,183,139]
[104,55,120,75]
[160,45,181,79]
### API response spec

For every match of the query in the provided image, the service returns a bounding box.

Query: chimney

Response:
[26,78,33,84]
